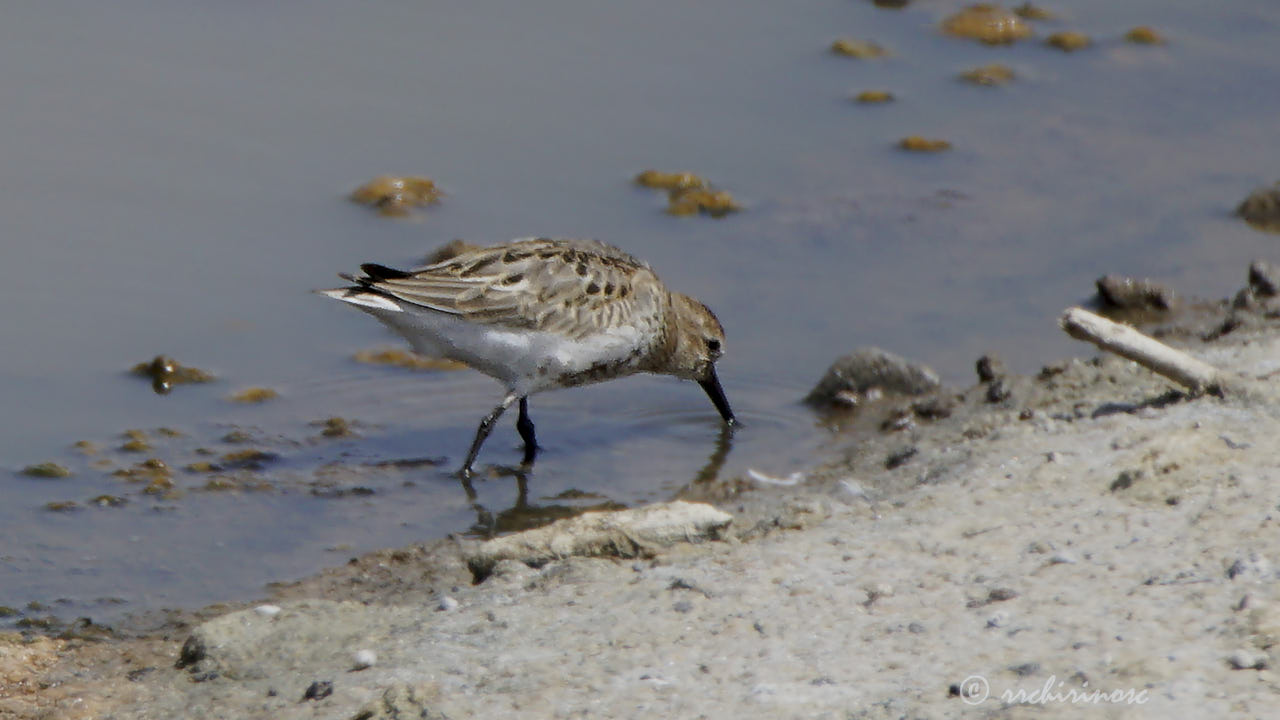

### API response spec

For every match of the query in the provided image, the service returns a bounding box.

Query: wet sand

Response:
[6,280,1280,719]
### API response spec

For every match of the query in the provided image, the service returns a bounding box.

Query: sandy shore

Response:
[5,294,1280,719]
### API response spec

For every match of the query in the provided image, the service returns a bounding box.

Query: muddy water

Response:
[2,0,1277,625]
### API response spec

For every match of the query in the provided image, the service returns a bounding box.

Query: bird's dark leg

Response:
[461,393,518,477]
[516,396,538,466]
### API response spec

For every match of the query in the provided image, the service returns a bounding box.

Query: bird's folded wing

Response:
[359,241,662,339]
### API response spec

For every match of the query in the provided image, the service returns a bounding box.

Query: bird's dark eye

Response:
[706,338,721,354]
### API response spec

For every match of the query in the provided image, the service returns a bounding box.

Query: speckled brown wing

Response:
[356,238,669,340]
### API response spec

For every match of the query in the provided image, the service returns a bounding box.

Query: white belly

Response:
[351,299,649,395]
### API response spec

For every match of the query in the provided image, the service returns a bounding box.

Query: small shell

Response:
[254,604,282,617]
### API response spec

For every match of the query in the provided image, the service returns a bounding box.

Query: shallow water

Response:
[2,0,1278,625]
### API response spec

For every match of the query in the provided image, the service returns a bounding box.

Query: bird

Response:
[320,237,736,476]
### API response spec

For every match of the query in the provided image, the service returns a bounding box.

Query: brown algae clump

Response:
[45,501,79,512]
[899,136,953,153]
[353,347,468,371]
[203,475,273,493]
[110,458,177,497]
[120,429,152,453]
[854,90,895,103]
[1046,31,1091,51]
[666,189,742,218]
[960,64,1015,86]
[142,477,175,496]
[220,449,278,470]
[942,4,1033,44]
[229,387,279,403]
[1012,3,1053,21]
[113,458,171,481]
[830,38,889,58]
[22,462,72,479]
[316,417,357,438]
[1237,183,1280,233]
[131,355,215,394]
[1125,27,1164,45]
[350,176,443,216]
[92,495,128,508]
[633,170,708,192]
[635,170,740,218]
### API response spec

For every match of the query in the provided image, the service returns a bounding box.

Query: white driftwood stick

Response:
[1059,307,1224,392]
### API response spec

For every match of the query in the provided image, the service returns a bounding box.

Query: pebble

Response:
[1095,274,1174,311]
[986,611,1011,628]
[302,679,334,701]
[1226,553,1272,582]
[976,354,1005,382]
[352,649,377,671]
[1009,662,1040,677]
[1237,183,1280,232]
[1227,649,1268,670]
[805,347,941,407]
[436,596,460,612]
[864,583,894,602]
[1249,260,1280,296]
[985,377,1013,404]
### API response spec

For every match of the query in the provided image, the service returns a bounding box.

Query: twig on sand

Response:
[1059,307,1226,393]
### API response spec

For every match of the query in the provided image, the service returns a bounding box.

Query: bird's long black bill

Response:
[699,368,737,427]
